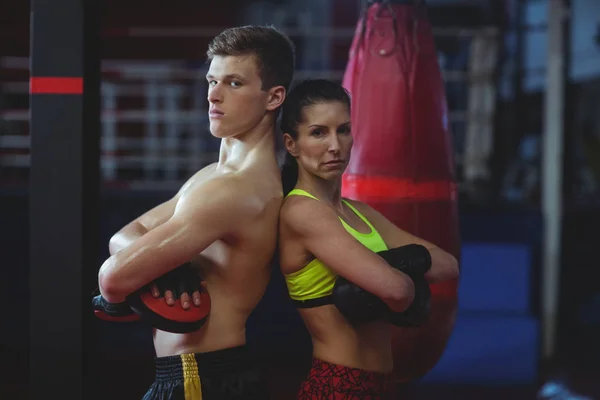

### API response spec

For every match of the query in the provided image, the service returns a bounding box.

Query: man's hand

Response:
[126,263,211,333]
[150,282,204,309]
[92,288,140,323]
[149,264,205,309]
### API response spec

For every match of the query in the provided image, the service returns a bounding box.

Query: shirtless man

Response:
[96,25,295,399]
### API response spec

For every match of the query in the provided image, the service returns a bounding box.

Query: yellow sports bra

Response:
[283,189,388,308]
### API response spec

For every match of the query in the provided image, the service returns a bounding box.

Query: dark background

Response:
[1,0,600,398]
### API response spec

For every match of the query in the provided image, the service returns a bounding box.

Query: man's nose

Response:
[207,84,223,103]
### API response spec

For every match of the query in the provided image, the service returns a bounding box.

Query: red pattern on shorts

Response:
[297,358,394,399]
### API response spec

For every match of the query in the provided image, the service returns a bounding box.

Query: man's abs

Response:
[153,297,250,357]
[152,214,278,357]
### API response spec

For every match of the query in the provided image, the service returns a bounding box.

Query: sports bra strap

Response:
[340,200,377,232]
[287,189,377,234]
[287,189,319,201]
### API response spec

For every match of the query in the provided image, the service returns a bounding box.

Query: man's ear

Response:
[283,133,298,157]
[266,86,286,111]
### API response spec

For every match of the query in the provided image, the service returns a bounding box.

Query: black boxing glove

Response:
[127,263,211,334]
[332,276,388,325]
[387,276,431,327]
[380,244,432,327]
[332,244,432,327]
[92,290,140,323]
[378,244,432,279]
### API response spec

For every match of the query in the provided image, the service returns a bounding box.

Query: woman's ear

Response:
[266,86,285,111]
[283,133,298,157]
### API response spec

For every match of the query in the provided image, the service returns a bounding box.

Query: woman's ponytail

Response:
[281,152,299,196]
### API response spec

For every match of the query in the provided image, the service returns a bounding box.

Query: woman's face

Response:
[284,101,352,181]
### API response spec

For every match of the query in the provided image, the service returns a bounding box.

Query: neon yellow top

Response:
[283,189,388,308]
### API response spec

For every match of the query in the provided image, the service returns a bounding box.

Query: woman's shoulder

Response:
[281,195,339,233]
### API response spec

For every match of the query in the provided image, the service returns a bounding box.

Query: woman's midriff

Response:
[299,305,394,373]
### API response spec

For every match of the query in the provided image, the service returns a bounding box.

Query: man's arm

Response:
[108,197,179,255]
[352,201,459,284]
[107,178,195,255]
[98,177,257,303]
[282,197,415,313]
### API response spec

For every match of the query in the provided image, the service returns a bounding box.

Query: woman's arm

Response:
[351,201,459,284]
[281,197,415,312]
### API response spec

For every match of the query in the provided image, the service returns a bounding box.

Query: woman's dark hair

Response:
[280,79,351,196]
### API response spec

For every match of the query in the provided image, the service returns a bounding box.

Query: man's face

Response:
[206,54,271,138]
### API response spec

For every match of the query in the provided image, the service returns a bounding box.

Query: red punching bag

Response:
[342,0,460,382]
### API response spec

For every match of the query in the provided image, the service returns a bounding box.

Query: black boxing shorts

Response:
[297,358,394,400]
[142,345,269,400]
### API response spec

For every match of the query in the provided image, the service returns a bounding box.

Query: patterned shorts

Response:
[297,358,394,399]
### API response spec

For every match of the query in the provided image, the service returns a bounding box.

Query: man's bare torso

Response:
[153,160,282,357]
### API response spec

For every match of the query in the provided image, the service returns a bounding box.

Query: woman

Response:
[278,79,459,399]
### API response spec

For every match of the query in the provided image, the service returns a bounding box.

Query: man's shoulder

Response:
[178,163,217,193]
[183,166,250,194]
[177,172,265,221]
[184,173,247,199]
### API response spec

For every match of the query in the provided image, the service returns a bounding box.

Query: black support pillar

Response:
[29,0,100,397]
[541,0,571,360]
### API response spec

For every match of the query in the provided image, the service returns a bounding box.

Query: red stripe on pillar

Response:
[342,174,458,201]
[30,77,83,94]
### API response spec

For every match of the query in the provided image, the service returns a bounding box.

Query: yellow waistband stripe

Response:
[180,353,202,399]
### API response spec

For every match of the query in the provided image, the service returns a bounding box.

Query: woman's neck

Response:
[296,171,343,210]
